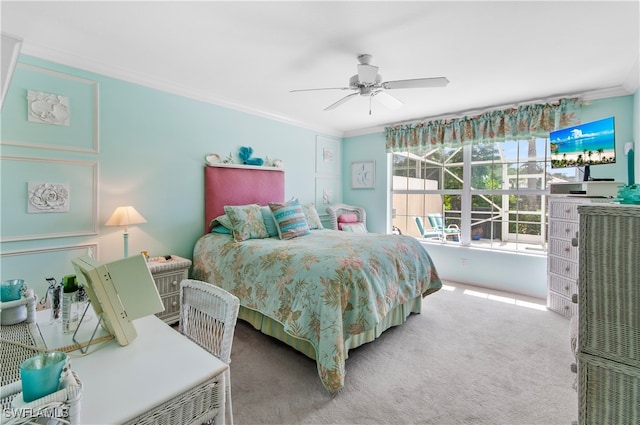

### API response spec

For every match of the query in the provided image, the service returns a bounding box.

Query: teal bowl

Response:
[1,279,24,302]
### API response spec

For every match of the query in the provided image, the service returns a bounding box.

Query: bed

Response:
[192,164,442,394]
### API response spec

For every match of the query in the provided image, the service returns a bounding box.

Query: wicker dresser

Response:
[576,204,640,425]
[547,197,610,318]
[147,255,191,325]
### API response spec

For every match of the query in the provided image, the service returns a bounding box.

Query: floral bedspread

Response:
[192,230,441,393]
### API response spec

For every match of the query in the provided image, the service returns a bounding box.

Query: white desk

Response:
[36,310,228,424]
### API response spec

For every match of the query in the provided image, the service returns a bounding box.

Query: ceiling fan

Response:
[291,54,449,114]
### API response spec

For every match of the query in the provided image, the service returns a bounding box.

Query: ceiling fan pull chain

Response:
[369,94,373,115]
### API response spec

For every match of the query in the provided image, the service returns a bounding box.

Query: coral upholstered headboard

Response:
[204,164,285,233]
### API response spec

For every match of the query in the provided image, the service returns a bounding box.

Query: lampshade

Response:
[105,206,147,258]
[105,206,147,228]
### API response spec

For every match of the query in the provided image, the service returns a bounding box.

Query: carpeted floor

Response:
[230,281,578,425]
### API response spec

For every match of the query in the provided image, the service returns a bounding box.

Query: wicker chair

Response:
[326,203,367,231]
[179,279,240,425]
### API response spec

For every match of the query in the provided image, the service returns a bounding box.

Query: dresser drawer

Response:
[549,238,578,261]
[153,270,185,295]
[547,292,576,318]
[157,293,181,322]
[549,201,580,221]
[549,219,579,241]
[549,255,578,278]
[548,274,577,298]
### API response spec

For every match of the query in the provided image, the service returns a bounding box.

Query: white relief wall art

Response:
[316,177,341,209]
[315,136,341,175]
[28,182,70,213]
[27,90,70,126]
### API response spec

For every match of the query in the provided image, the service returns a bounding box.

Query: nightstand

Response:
[147,255,192,325]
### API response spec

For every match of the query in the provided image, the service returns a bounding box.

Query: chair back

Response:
[326,204,367,231]
[179,279,240,365]
[414,216,426,235]
[427,213,445,231]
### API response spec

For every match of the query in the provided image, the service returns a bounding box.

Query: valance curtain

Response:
[385,97,582,152]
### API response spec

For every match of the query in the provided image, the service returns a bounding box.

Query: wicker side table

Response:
[147,255,192,325]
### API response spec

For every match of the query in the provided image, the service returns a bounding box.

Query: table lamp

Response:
[105,206,147,257]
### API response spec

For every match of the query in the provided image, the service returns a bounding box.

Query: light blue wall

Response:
[1,55,337,298]
[2,53,636,302]
[342,95,638,299]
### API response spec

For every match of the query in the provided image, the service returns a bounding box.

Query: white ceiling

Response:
[2,1,639,137]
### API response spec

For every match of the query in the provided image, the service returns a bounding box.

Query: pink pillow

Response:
[337,213,358,223]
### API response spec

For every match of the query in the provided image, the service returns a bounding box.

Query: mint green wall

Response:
[2,52,636,301]
[1,55,337,298]
[342,95,637,298]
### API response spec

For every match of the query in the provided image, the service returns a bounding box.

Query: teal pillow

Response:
[224,204,269,242]
[261,206,279,237]
[211,225,232,235]
[269,201,310,240]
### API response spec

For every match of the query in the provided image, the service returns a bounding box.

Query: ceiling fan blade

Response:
[373,91,404,110]
[357,64,379,84]
[290,87,351,93]
[323,92,359,111]
[382,77,449,90]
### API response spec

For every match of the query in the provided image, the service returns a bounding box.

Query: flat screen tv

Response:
[71,254,164,346]
[550,117,616,180]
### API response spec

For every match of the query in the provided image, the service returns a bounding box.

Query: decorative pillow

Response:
[261,206,279,237]
[269,201,310,240]
[211,225,232,235]
[302,203,324,230]
[337,213,359,223]
[340,222,367,233]
[224,204,269,242]
[210,214,234,231]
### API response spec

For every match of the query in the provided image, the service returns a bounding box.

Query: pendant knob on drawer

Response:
[572,293,578,303]
[571,237,578,247]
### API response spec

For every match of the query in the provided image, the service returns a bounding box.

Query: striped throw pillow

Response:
[269,201,310,240]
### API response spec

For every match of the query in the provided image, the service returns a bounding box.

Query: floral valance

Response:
[385,97,582,152]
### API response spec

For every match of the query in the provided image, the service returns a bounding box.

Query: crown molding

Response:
[19,43,345,139]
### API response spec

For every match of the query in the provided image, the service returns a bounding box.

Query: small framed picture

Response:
[351,161,375,189]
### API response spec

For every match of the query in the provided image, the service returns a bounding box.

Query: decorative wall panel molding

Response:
[1,63,99,153]
[0,156,98,242]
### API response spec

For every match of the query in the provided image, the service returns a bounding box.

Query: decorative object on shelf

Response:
[223,152,236,164]
[351,161,375,189]
[28,182,70,213]
[264,156,283,168]
[238,146,264,166]
[616,184,640,205]
[27,90,70,126]
[105,205,147,258]
[625,141,635,186]
[205,153,221,165]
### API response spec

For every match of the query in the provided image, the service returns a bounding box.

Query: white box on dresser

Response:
[547,196,612,318]
[576,204,640,425]
[147,255,192,325]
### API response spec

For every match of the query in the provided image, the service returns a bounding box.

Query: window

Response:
[391,137,563,253]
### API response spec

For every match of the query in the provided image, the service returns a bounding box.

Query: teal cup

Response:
[19,352,67,402]
[1,279,24,302]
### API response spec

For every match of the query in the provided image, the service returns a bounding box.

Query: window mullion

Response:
[461,144,472,244]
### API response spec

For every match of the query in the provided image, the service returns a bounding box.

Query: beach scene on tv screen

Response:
[550,117,615,168]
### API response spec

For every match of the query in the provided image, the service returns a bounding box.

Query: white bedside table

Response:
[147,255,192,325]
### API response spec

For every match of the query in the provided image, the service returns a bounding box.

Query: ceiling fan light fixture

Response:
[357,64,379,85]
